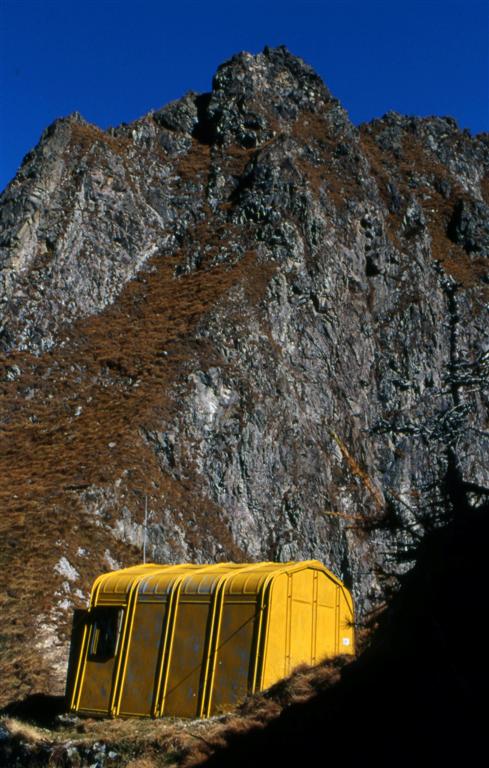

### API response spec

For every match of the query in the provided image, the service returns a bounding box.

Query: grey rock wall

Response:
[1,46,488,698]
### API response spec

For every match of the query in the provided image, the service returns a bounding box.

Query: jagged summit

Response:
[205,45,334,145]
[0,46,351,353]
[17,46,333,163]
[124,44,338,150]
[0,48,488,704]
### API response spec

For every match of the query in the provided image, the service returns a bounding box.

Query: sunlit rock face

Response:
[1,46,488,702]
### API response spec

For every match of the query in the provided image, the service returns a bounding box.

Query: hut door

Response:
[77,606,123,714]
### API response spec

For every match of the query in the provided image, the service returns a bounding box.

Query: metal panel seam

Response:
[199,563,265,718]
[110,574,151,716]
[156,563,225,717]
[252,564,292,692]
[335,586,340,656]
[69,621,89,711]
[153,573,187,716]
[312,570,318,664]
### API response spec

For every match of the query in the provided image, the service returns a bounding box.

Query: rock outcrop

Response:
[1,46,488,703]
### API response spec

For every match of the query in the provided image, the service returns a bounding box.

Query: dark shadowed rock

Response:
[447,198,489,256]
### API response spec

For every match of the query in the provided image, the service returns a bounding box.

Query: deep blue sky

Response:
[1,0,488,192]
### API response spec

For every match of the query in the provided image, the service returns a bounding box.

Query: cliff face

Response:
[1,46,488,703]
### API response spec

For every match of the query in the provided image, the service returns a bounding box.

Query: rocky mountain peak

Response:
[0,48,488,704]
[151,45,335,150]
[205,45,333,146]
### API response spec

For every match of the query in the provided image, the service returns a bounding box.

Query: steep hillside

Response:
[1,46,488,704]
[2,477,487,767]
[187,484,489,768]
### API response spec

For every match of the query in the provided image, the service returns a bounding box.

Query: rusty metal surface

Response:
[118,602,168,716]
[69,561,354,718]
[211,601,257,713]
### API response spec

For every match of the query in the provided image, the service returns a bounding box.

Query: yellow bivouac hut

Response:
[66,561,354,719]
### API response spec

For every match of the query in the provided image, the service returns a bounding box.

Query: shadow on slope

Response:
[188,491,489,767]
[1,476,487,768]
[1,695,66,729]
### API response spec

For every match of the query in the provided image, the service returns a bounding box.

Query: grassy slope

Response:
[2,491,487,767]
[1,106,488,708]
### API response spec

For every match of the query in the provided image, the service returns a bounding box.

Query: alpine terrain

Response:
[1,46,488,719]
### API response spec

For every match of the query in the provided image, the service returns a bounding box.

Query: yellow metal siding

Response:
[77,613,120,714]
[211,601,257,713]
[78,656,116,713]
[317,571,336,606]
[316,604,337,657]
[68,560,354,719]
[118,601,168,716]
[289,570,314,669]
[163,600,210,717]
[260,573,288,688]
[65,609,88,708]
[290,598,313,667]
[315,568,337,658]
[311,570,318,663]
[338,586,355,653]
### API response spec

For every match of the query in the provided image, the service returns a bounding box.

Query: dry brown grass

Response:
[179,657,348,766]
[0,207,275,703]
[0,655,352,767]
[176,140,211,181]
[2,717,49,744]
[291,109,364,209]
[3,104,486,711]
[68,122,133,157]
[360,124,489,294]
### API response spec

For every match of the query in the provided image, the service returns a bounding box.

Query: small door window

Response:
[88,607,123,660]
